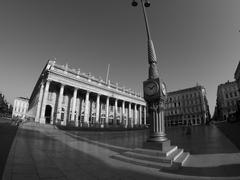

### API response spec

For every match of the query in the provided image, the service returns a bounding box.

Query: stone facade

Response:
[12,97,29,119]
[234,61,240,120]
[234,61,240,90]
[28,60,147,128]
[165,85,210,127]
[214,81,240,122]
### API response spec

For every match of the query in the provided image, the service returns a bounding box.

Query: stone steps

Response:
[111,146,190,170]
[173,152,190,167]
[111,154,172,169]
[132,146,177,157]
[122,148,183,163]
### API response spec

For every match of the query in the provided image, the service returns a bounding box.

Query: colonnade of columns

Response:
[37,80,147,127]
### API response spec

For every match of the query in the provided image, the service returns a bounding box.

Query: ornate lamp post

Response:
[131,0,169,148]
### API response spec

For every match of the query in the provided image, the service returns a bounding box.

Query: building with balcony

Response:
[27,60,147,128]
[165,85,210,127]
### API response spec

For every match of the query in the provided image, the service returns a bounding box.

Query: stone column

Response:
[75,98,80,127]
[84,91,90,125]
[35,82,44,122]
[105,97,109,125]
[39,80,50,124]
[78,98,83,126]
[57,84,64,123]
[139,105,142,125]
[71,88,78,123]
[114,99,118,125]
[96,94,100,124]
[128,102,132,127]
[122,101,125,125]
[134,104,137,125]
[144,106,147,125]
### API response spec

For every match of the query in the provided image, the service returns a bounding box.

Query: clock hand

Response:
[148,85,154,90]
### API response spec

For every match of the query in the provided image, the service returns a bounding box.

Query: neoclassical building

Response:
[165,85,211,127]
[12,97,29,119]
[28,60,147,128]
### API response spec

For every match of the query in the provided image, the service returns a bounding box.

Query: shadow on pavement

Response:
[162,164,240,177]
[166,125,240,154]
[217,122,240,150]
[0,118,18,179]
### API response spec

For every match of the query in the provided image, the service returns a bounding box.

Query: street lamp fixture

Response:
[131,0,168,145]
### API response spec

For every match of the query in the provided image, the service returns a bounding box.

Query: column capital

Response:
[96,93,102,96]
[45,79,52,83]
[60,83,65,87]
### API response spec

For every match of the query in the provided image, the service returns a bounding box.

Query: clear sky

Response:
[1,0,240,116]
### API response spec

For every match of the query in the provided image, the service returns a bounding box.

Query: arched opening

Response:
[45,105,52,124]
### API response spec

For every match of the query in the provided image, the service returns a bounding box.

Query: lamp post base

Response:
[143,139,171,151]
[148,132,168,142]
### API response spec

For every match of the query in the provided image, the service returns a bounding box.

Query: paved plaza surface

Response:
[2,121,240,180]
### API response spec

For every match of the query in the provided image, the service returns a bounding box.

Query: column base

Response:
[143,139,171,151]
[149,132,168,142]
[35,117,40,123]
[39,117,46,124]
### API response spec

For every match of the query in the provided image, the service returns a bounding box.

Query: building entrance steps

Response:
[111,146,190,170]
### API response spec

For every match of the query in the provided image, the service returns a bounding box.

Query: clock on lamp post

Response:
[143,78,167,102]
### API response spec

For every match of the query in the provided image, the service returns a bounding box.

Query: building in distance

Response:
[12,97,29,119]
[165,85,211,127]
[234,61,240,120]
[214,81,240,122]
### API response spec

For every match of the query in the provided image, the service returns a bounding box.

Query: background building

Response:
[165,85,211,127]
[214,81,240,122]
[27,60,146,128]
[12,97,29,119]
[234,61,240,120]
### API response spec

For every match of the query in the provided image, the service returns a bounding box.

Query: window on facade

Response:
[235,91,238,97]
[174,103,177,107]
[224,115,226,120]
[230,92,233,98]
[102,104,106,110]
[48,93,52,101]
[178,102,181,106]
[110,106,113,111]
[226,94,229,99]
[227,101,230,106]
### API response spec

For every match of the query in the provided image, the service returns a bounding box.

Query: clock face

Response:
[161,83,167,96]
[144,81,159,96]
